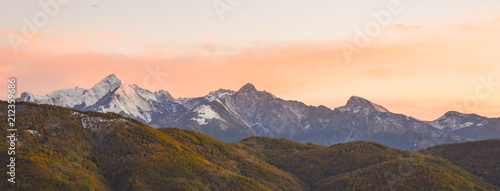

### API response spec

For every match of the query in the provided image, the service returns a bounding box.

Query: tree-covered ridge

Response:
[242,138,406,185]
[157,128,306,190]
[312,156,498,191]
[420,139,500,188]
[241,136,499,190]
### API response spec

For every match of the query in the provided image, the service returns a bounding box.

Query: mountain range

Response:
[18,74,500,150]
[1,101,499,190]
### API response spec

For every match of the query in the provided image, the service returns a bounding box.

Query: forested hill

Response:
[420,139,500,188]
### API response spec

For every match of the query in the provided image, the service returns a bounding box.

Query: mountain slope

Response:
[420,139,500,187]
[150,100,256,142]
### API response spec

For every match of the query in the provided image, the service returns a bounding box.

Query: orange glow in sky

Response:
[1,1,499,120]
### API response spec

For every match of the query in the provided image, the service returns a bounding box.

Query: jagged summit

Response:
[90,74,122,99]
[104,74,119,81]
[93,74,121,88]
[238,83,257,93]
[338,96,389,114]
[205,89,235,102]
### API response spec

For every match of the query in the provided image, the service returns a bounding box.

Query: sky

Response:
[1,0,500,120]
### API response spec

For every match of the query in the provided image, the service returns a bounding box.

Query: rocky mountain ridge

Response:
[18,74,500,150]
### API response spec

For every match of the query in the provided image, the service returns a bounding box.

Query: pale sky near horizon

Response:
[1,0,500,120]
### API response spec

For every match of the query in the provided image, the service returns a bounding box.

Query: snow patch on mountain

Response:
[205,89,235,102]
[428,111,488,131]
[429,121,446,130]
[97,84,158,122]
[476,121,488,126]
[459,122,474,129]
[191,105,224,125]
[71,110,129,129]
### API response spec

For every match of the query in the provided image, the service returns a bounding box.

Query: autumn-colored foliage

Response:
[0,101,497,190]
[420,139,500,188]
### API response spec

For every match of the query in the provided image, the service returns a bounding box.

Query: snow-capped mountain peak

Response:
[91,74,121,92]
[191,105,225,125]
[154,90,174,101]
[92,83,158,122]
[18,92,43,102]
[18,74,123,109]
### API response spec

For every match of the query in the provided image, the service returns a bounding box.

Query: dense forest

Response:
[241,137,498,190]
[420,139,500,188]
[0,101,498,190]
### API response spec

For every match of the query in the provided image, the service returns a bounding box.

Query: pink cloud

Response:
[1,14,500,120]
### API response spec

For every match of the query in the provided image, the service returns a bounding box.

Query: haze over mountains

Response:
[18,74,500,150]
